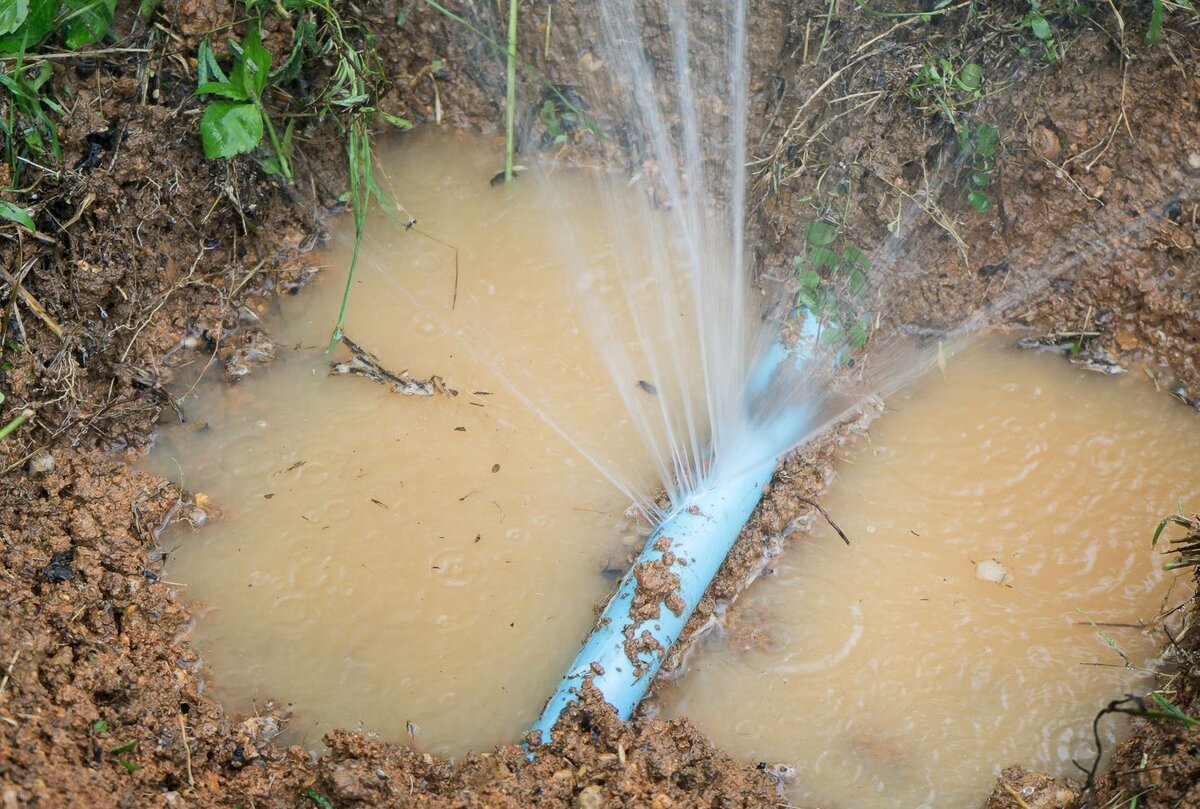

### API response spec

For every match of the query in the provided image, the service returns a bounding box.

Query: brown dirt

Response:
[1088,581,1200,809]
[1,1,1198,808]
[983,767,1081,809]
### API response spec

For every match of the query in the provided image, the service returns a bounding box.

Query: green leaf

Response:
[62,0,116,49]
[0,201,35,230]
[239,22,271,97]
[971,171,991,187]
[272,16,315,84]
[200,102,263,159]
[957,63,983,92]
[109,740,138,755]
[967,190,993,213]
[848,317,870,349]
[846,268,867,296]
[0,0,57,54]
[842,244,870,269]
[93,719,108,732]
[117,758,140,774]
[1147,0,1163,43]
[196,80,246,100]
[306,790,334,809]
[539,99,562,136]
[809,246,838,268]
[799,269,821,290]
[1148,692,1199,727]
[0,0,29,37]
[380,112,413,130]
[974,124,999,158]
[1152,517,1169,548]
[795,288,819,312]
[1026,12,1052,40]
[139,0,158,18]
[196,38,228,86]
[805,220,837,247]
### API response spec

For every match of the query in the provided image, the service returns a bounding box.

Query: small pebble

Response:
[1032,125,1061,160]
[576,785,604,809]
[28,451,54,475]
[975,559,1008,584]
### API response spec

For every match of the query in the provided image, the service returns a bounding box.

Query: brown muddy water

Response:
[152,133,1199,801]
[149,131,689,755]
[658,337,1200,807]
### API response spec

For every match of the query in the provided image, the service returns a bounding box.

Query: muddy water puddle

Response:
[658,337,1200,807]
[149,131,688,755]
[153,129,1199,797]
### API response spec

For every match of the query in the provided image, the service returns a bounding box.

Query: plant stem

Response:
[328,121,369,352]
[422,0,596,134]
[260,106,292,182]
[0,409,34,442]
[504,0,517,187]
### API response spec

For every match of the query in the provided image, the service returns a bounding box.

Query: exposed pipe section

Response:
[531,328,821,739]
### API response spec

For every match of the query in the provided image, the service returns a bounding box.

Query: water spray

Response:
[530,323,823,739]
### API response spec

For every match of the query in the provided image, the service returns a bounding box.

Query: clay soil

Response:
[1,1,1198,807]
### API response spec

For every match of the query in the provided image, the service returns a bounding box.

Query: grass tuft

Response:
[1152,509,1200,571]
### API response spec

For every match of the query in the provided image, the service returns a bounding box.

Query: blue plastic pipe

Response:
[530,326,821,740]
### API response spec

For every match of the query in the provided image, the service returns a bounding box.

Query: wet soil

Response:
[1,1,1198,807]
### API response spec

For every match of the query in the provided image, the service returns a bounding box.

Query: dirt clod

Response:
[984,766,1081,809]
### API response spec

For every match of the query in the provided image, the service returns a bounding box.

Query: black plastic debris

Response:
[74,125,121,172]
[41,547,76,583]
[978,261,1008,278]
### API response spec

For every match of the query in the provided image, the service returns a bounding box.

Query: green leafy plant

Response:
[194,2,413,348]
[1016,1,1102,60]
[793,219,872,354]
[196,22,291,178]
[539,98,576,147]
[958,122,999,213]
[905,53,1000,216]
[1,0,118,182]
[905,56,985,127]
[1021,2,1058,60]
[0,0,115,51]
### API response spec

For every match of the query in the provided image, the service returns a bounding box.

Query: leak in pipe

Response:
[530,324,824,741]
